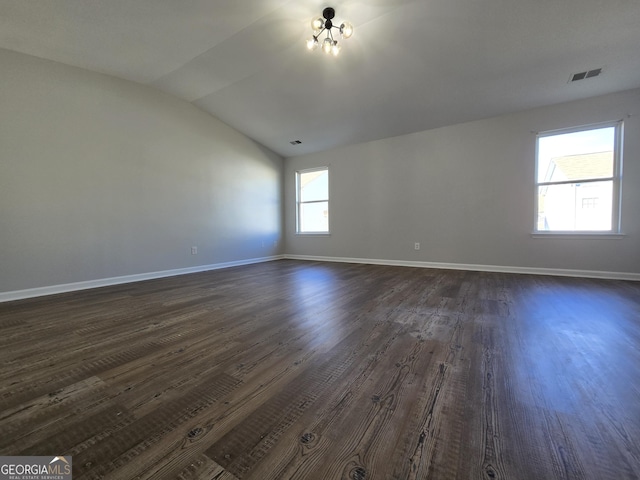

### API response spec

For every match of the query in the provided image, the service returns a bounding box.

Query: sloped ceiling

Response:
[2,0,640,157]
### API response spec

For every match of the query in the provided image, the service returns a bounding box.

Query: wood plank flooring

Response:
[1,259,639,479]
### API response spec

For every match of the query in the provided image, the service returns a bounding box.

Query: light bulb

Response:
[306,37,318,50]
[311,17,324,32]
[322,37,332,54]
[331,41,341,56]
[340,22,353,39]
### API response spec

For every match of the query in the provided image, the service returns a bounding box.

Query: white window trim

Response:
[531,232,626,239]
[296,166,330,235]
[533,120,624,236]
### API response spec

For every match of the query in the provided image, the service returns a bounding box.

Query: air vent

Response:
[289,140,302,145]
[569,68,603,83]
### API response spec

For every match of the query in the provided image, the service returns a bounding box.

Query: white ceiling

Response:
[2,0,640,157]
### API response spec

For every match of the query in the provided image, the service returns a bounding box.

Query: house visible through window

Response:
[296,167,329,233]
[581,197,599,209]
[535,122,622,233]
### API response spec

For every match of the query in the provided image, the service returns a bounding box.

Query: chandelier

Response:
[306,7,353,56]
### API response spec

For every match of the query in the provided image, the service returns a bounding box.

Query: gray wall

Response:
[0,49,283,293]
[285,89,640,275]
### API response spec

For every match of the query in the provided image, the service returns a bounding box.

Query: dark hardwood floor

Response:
[1,260,639,479]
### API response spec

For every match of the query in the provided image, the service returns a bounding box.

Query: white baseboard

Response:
[0,255,285,303]
[283,254,640,281]
[3,253,637,303]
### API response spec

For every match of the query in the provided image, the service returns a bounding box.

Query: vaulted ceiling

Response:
[2,0,639,157]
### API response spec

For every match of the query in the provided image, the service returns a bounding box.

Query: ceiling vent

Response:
[569,68,603,83]
[289,140,302,145]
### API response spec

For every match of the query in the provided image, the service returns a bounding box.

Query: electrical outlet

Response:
[414,242,420,250]
[191,246,198,255]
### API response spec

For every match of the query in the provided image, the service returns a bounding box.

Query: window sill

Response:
[531,232,626,239]
[296,232,331,236]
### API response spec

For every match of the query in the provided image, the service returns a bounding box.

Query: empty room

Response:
[1,1,640,479]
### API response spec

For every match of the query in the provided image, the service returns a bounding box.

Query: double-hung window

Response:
[296,167,329,234]
[535,121,623,233]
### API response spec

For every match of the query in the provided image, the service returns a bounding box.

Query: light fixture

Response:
[306,7,353,56]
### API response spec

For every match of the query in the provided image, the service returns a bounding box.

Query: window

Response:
[581,197,599,209]
[535,121,622,233]
[296,167,329,233]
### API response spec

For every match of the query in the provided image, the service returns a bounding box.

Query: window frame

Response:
[533,120,624,235]
[296,166,330,235]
